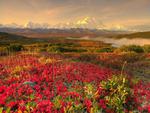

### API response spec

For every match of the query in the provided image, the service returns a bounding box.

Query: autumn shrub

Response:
[48,46,87,53]
[77,54,97,63]
[121,52,145,63]
[0,47,7,56]
[47,46,61,53]
[37,47,47,52]
[96,47,115,53]
[97,52,146,70]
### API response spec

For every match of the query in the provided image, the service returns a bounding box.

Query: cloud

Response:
[0,0,150,30]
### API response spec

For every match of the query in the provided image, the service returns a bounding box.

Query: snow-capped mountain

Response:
[0,23,23,28]
[24,22,50,29]
[0,17,106,29]
[0,16,141,32]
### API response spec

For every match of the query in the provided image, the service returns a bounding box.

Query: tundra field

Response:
[0,31,150,113]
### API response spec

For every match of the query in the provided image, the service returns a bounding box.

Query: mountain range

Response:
[0,17,124,30]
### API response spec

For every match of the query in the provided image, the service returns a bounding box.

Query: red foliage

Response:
[0,54,149,112]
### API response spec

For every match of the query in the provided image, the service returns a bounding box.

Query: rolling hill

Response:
[114,31,150,39]
[0,32,49,46]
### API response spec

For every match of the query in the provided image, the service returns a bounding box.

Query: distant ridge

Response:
[0,28,129,38]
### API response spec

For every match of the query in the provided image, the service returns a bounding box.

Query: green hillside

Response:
[114,31,150,39]
[0,32,49,46]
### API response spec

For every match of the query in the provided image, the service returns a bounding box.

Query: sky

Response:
[0,0,150,31]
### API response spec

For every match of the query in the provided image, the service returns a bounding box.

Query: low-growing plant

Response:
[120,45,144,53]
[6,44,24,52]
[100,75,133,112]
[143,45,150,53]
[0,54,149,113]
[96,47,115,53]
